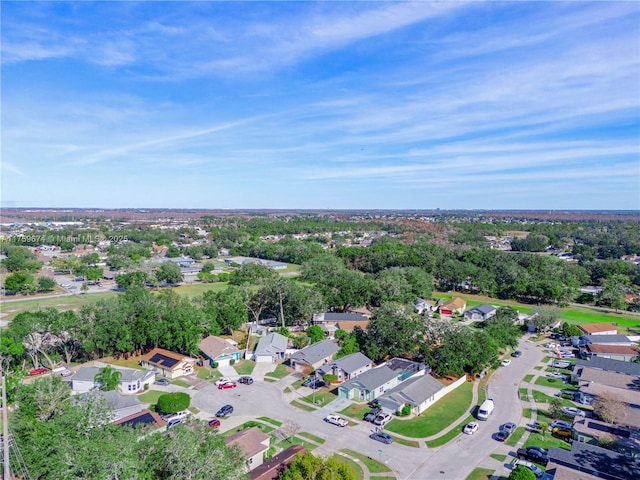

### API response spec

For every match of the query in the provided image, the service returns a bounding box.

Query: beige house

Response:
[140,347,196,379]
[198,335,241,367]
[225,427,270,471]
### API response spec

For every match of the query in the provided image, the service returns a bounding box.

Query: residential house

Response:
[316,352,373,382]
[414,298,437,316]
[114,409,167,437]
[578,323,618,336]
[253,332,288,363]
[580,344,640,362]
[250,445,306,480]
[225,427,271,471]
[572,417,640,456]
[584,334,636,346]
[378,373,441,415]
[547,442,640,480]
[338,366,398,402]
[463,304,497,322]
[199,335,241,367]
[70,366,101,394]
[118,368,155,395]
[140,348,196,379]
[289,339,339,373]
[439,298,466,316]
[99,390,145,421]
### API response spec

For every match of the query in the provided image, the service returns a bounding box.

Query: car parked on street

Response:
[562,407,585,417]
[215,377,232,387]
[238,376,253,385]
[495,430,509,441]
[215,404,234,417]
[218,381,237,390]
[208,418,221,428]
[511,350,522,358]
[463,422,479,435]
[369,432,393,444]
[324,414,348,427]
[501,422,517,435]
[517,446,549,465]
[501,359,512,367]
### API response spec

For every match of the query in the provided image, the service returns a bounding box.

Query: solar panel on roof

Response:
[149,353,179,368]
[119,412,156,429]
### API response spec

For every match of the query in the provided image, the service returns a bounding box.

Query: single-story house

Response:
[579,344,640,362]
[140,348,196,379]
[578,323,618,336]
[114,409,167,437]
[312,312,368,325]
[70,366,102,394]
[439,298,466,316]
[118,368,155,395]
[250,445,307,480]
[289,339,339,373]
[573,357,640,376]
[225,427,270,471]
[463,304,497,321]
[378,374,456,415]
[584,334,636,346]
[338,366,399,402]
[414,298,437,315]
[548,441,640,480]
[98,390,145,421]
[199,335,241,367]
[572,417,640,456]
[316,352,373,382]
[253,332,288,363]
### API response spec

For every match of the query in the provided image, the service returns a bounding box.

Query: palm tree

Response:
[95,366,121,391]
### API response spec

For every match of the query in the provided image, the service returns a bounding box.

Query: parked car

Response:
[208,418,221,428]
[550,420,573,430]
[309,380,325,390]
[215,404,234,417]
[364,408,382,422]
[218,381,237,390]
[552,426,573,438]
[514,460,544,477]
[511,350,522,358]
[552,361,571,369]
[463,422,479,435]
[501,422,517,435]
[167,418,182,429]
[373,412,392,426]
[324,414,348,427]
[215,377,232,387]
[547,372,568,380]
[517,446,549,465]
[369,432,393,444]
[154,378,170,386]
[238,376,253,385]
[495,430,509,442]
[562,407,585,417]
[558,351,574,359]
[28,367,49,376]
[501,359,512,367]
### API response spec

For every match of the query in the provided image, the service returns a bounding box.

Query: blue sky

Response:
[2,1,639,210]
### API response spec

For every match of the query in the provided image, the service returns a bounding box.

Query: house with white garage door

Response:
[252,332,289,363]
[199,335,241,367]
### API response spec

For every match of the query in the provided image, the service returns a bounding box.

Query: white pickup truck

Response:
[324,414,348,427]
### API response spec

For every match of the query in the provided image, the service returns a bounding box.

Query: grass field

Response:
[504,426,526,447]
[290,400,317,412]
[297,431,325,444]
[490,454,507,462]
[523,431,571,451]
[264,364,292,380]
[534,377,577,390]
[425,414,474,448]
[302,388,338,407]
[233,360,255,375]
[341,449,391,473]
[1,292,117,320]
[339,403,369,420]
[386,380,473,438]
[465,468,496,480]
[138,390,164,404]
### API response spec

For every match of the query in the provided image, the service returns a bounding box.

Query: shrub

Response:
[323,374,338,384]
[157,392,190,414]
[230,359,236,366]
[212,361,219,368]
[397,404,411,417]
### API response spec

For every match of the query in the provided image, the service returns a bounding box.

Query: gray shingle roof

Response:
[328,352,372,374]
[117,368,154,383]
[290,339,339,365]
[323,312,367,321]
[71,366,101,382]
[466,304,496,316]
[99,390,142,410]
[341,366,397,391]
[574,357,640,376]
[585,334,633,344]
[255,332,288,356]
[548,442,640,480]
[379,374,444,407]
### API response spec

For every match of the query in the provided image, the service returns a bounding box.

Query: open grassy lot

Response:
[341,449,391,473]
[172,282,229,298]
[233,360,255,375]
[1,291,117,320]
[264,364,292,380]
[465,468,496,480]
[386,380,473,438]
[332,454,364,480]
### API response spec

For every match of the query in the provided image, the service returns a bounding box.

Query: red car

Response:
[28,367,49,376]
[218,381,237,390]
[208,418,221,428]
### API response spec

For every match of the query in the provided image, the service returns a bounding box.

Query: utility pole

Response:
[2,374,11,480]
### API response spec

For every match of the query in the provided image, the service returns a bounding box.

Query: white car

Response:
[373,412,392,426]
[501,359,512,367]
[463,422,478,434]
[547,372,568,380]
[545,343,558,349]
[514,460,543,477]
[562,407,585,417]
[215,377,232,386]
[324,414,348,427]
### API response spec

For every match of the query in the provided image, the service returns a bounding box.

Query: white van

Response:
[477,399,495,421]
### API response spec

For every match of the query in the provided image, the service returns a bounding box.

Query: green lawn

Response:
[291,400,317,412]
[465,468,496,480]
[425,414,474,448]
[257,416,282,426]
[504,426,526,447]
[332,454,364,480]
[264,364,292,380]
[138,390,165,404]
[523,408,532,419]
[490,454,507,463]
[297,431,325,444]
[171,282,229,298]
[302,388,338,407]
[392,436,420,448]
[107,356,145,370]
[197,367,220,380]
[172,379,190,388]
[531,390,575,406]
[339,403,369,420]
[224,421,275,436]
[386,380,473,438]
[2,291,117,320]
[276,436,317,451]
[523,431,571,451]
[233,360,255,375]
[340,449,391,473]
[534,377,576,390]
[524,374,534,383]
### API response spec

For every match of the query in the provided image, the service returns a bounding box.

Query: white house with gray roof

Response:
[290,339,339,372]
[317,352,372,381]
[70,366,102,394]
[378,374,443,415]
[338,366,399,402]
[252,332,289,363]
[464,304,497,321]
[70,366,154,395]
[99,390,145,421]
